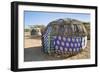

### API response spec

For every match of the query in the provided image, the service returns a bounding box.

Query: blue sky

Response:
[24,11,90,28]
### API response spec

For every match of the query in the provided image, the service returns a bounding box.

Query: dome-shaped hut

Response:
[42,18,87,57]
[30,28,42,36]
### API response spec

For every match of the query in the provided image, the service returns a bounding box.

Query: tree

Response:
[29,24,45,29]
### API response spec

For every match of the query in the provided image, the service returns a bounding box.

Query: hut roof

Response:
[43,18,87,37]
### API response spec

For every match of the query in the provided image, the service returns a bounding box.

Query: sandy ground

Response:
[24,32,90,62]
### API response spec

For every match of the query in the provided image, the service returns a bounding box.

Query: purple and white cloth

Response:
[53,36,87,53]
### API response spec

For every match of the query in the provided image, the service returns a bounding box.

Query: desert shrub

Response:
[24,29,30,32]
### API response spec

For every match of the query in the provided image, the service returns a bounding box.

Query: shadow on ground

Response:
[24,40,90,62]
[24,46,64,62]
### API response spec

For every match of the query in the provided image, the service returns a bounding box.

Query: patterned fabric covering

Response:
[43,33,87,54]
[53,36,87,54]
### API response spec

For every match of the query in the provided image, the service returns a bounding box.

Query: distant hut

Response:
[42,18,87,57]
[31,27,42,36]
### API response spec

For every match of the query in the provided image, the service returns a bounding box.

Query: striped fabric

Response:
[43,27,52,53]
